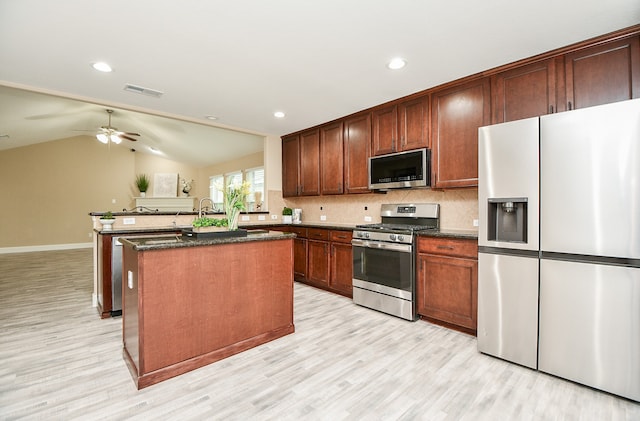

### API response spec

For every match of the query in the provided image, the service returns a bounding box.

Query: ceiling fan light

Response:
[96,133,109,144]
[110,134,122,144]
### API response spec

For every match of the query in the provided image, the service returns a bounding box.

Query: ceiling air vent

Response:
[123,83,164,98]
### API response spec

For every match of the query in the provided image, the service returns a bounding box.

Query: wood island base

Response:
[120,234,295,389]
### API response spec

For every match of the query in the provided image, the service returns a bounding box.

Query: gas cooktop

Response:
[355,223,438,233]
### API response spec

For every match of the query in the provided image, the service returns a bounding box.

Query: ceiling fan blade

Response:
[120,131,140,136]
[120,134,138,142]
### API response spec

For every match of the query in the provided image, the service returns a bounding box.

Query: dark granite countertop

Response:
[97,222,478,240]
[417,229,478,240]
[119,229,295,251]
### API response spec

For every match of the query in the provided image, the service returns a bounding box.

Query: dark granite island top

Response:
[118,229,295,250]
[120,229,295,389]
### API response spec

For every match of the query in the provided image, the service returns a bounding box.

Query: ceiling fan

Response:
[96,109,139,144]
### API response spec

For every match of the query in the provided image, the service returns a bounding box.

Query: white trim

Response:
[0,242,93,254]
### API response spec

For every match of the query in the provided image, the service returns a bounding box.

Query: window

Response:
[245,167,264,211]
[209,175,224,210]
[209,167,264,211]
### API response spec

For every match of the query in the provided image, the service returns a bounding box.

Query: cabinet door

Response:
[293,238,308,280]
[281,134,300,197]
[431,77,490,189]
[320,121,344,195]
[307,240,329,286]
[492,58,557,123]
[399,95,429,150]
[564,35,640,111]
[330,242,353,296]
[417,253,478,331]
[343,113,371,194]
[372,105,398,155]
[299,129,321,196]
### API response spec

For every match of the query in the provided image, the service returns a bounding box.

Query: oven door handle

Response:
[351,239,412,253]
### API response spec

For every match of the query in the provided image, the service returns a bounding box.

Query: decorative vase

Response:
[282,215,293,224]
[100,219,115,231]
[227,209,240,230]
[139,192,146,198]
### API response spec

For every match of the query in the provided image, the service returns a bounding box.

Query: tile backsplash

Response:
[280,188,478,230]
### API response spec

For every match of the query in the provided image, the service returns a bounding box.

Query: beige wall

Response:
[134,153,199,200]
[0,135,135,248]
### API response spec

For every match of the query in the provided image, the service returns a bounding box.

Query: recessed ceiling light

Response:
[92,62,113,72]
[387,58,407,70]
[149,146,162,154]
[205,115,218,121]
[274,111,285,118]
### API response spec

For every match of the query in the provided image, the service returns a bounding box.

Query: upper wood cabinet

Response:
[563,35,640,111]
[281,134,300,197]
[398,95,430,151]
[492,58,558,123]
[372,105,398,155]
[431,77,491,189]
[372,96,429,156]
[282,130,320,197]
[320,121,344,195]
[343,113,372,194]
[299,129,321,196]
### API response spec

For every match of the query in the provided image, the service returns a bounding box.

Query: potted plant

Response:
[99,211,116,231]
[192,216,228,232]
[135,174,150,197]
[282,207,293,224]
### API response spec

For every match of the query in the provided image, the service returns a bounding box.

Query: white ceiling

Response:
[1,0,639,166]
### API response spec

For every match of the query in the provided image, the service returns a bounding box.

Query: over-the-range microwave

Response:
[368,148,431,190]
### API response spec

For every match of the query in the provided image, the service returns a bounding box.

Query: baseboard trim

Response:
[0,242,93,254]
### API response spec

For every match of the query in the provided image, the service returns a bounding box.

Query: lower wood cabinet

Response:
[416,236,478,334]
[278,226,353,297]
[274,225,308,280]
[329,230,353,296]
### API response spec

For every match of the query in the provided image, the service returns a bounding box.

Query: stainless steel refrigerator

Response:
[478,99,640,402]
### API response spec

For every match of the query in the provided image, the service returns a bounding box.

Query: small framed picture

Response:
[153,173,178,197]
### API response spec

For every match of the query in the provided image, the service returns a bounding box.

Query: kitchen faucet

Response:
[198,197,215,218]
[172,210,180,228]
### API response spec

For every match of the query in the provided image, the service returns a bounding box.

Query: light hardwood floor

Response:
[0,249,638,420]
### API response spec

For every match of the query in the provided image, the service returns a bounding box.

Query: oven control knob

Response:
[398,235,405,242]
[389,234,397,241]
[364,232,370,239]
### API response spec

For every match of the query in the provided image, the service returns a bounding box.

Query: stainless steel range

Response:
[352,203,439,320]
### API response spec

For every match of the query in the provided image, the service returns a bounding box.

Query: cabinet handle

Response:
[437,245,455,250]
[568,101,573,111]
[549,105,554,114]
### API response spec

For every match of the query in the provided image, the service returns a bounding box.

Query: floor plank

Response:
[0,249,638,420]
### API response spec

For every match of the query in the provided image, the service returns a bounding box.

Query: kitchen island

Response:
[119,230,295,389]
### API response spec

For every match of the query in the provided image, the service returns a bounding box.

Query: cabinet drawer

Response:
[307,228,329,241]
[330,230,352,243]
[417,237,477,259]
[289,226,308,238]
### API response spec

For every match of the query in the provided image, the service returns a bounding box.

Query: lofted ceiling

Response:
[0,0,639,167]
